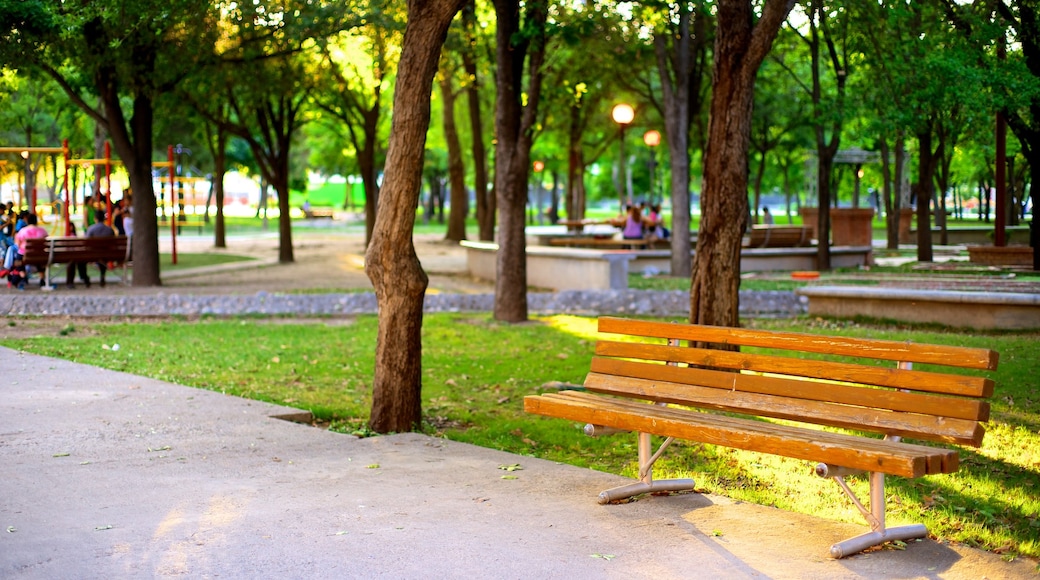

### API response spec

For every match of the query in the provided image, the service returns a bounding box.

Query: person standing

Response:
[762,206,775,225]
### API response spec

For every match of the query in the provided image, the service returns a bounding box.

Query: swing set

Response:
[1,142,202,264]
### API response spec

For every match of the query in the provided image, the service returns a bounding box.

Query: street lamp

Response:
[611,103,634,209]
[643,130,661,205]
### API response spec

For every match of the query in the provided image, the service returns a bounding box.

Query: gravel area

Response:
[0,289,807,318]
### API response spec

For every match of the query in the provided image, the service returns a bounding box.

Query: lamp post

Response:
[643,130,661,206]
[21,149,31,212]
[611,103,634,210]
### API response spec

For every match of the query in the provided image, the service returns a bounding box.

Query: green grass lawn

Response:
[160,252,256,272]
[2,314,1037,564]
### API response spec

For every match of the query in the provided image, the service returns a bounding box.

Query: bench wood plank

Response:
[583,372,985,446]
[593,341,995,401]
[524,391,962,477]
[598,317,999,371]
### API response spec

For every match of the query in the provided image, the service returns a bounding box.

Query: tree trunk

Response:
[213,128,228,248]
[879,136,899,250]
[566,101,585,222]
[275,150,294,264]
[462,0,493,242]
[916,129,936,262]
[106,91,161,287]
[653,4,704,280]
[690,0,793,328]
[365,0,463,433]
[492,0,547,323]
[442,75,468,242]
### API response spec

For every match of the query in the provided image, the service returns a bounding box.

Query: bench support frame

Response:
[824,362,928,558]
[595,337,696,504]
[595,430,697,504]
[825,468,928,558]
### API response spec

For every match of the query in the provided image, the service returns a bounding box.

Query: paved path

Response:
[2,348,1034,579]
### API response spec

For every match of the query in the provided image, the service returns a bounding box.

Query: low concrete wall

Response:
[461,241,634,291]
[627,246,871,275]
[797,285,1040,330]
[910,226,1030,246]
[462,242,873,291]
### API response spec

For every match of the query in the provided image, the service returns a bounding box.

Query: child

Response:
[7,256,29,290]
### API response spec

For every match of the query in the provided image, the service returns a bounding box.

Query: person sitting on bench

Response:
[85,209,116,287]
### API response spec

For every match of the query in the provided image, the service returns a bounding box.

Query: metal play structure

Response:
[1,142,201,264]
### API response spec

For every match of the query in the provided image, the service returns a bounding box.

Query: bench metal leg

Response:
[824,469,928,558]
[598,431,696,504]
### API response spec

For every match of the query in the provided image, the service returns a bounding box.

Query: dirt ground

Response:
[49,230,496,296]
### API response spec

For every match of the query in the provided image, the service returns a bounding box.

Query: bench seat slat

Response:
[590,357,990,422]
[524,391,960,477]
[598,317,999,371]
[583,372,985,447]
[595,341,994,399]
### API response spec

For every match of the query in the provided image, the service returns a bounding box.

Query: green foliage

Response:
[3,314,1038,559]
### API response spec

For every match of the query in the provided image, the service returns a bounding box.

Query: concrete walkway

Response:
[2,348,1034,579]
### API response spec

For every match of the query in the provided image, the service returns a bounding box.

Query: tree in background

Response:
[492,0,549,323]
[0,0,219,286]
[460,0,496,241]
[641,0,713,279]
[314,4,401,246]
[691,0,794,328]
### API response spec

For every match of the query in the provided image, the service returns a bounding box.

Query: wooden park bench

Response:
[524,317,998,558]
[22,236,132,287]
[303,208,335,219]
[746,225,812,248]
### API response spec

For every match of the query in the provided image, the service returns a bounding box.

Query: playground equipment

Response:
[0,143,72,235]
[2,142,197,264]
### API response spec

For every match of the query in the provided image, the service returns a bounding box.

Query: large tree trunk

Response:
[492,0,547,323]
[107,91,161,287]
[365,0,463,433]
[442,74,468,242]
[86,44,161,286]
[690,0,793,328]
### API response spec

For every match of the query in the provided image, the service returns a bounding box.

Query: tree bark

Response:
[213,128,228,248]
[654,4,707,279]
[442,74,468,242]
[365,0,464,433]
[462,0,494,242]
[492,0,548,323]
[915,128,937,262]
[690,0,793,328]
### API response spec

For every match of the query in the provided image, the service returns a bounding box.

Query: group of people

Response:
[0,192,130,290]
[612,202,671,242]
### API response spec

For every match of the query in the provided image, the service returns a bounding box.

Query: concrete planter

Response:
[967,245,1034,266]
[799,207,875,246]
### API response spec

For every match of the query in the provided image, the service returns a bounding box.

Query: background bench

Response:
[745,225,812,248]
[23,236,131,287]
[525,317,998,558]
[303,209,335,219]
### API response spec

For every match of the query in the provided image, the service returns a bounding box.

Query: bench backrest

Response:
[589,317,998,447]
[22,236,130,266]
